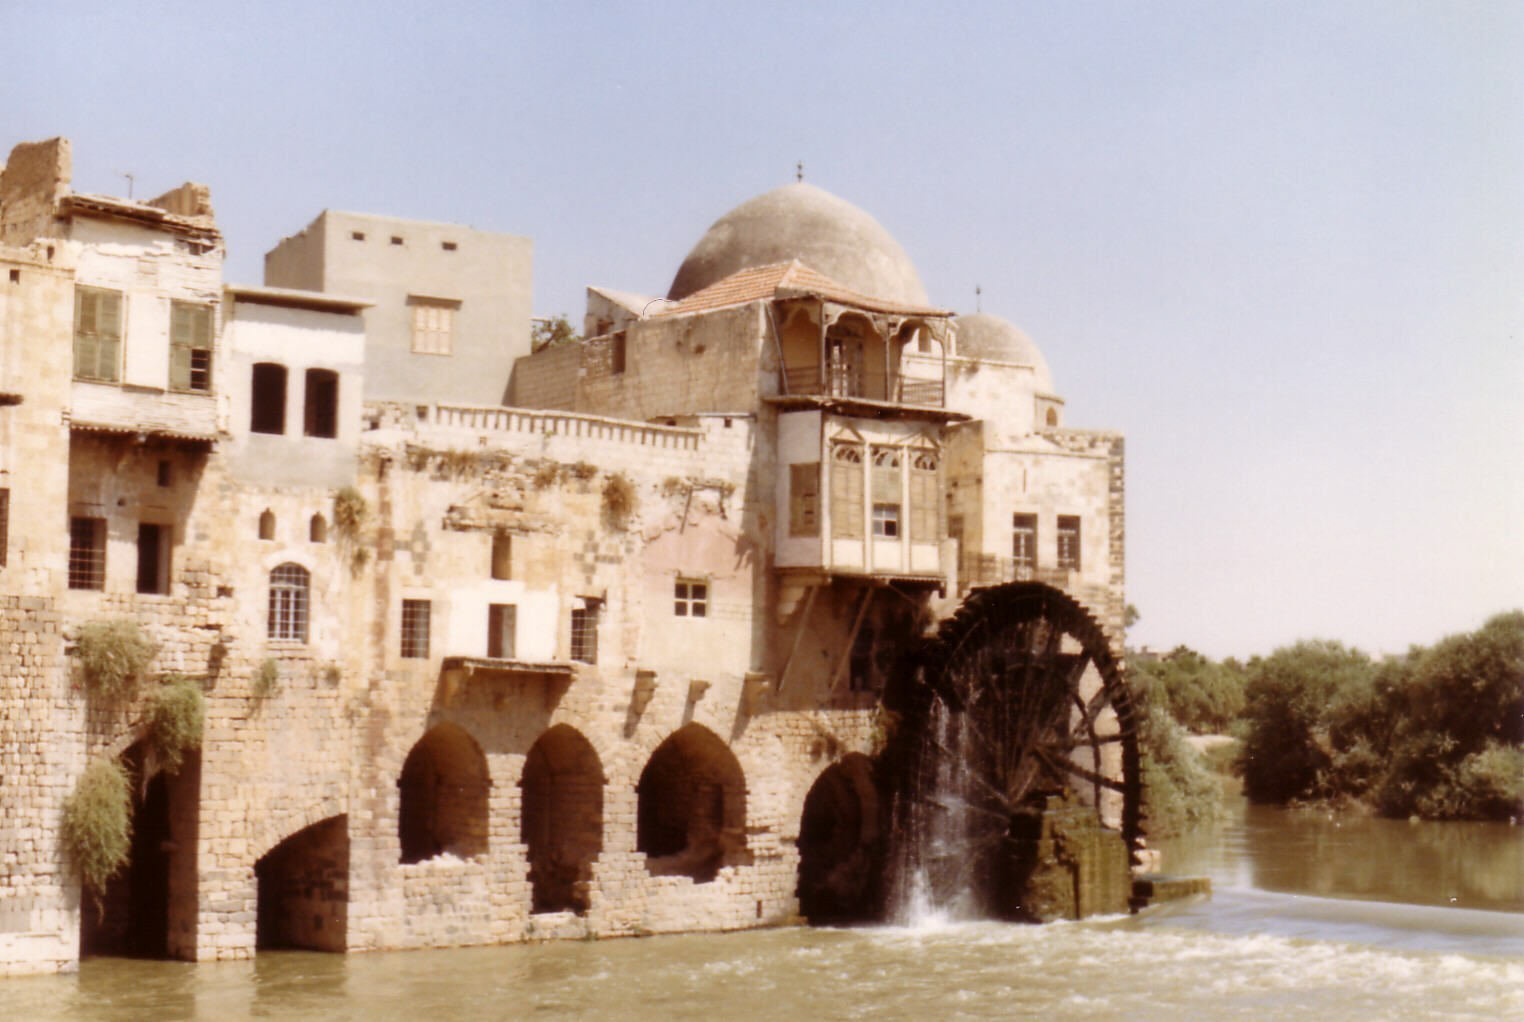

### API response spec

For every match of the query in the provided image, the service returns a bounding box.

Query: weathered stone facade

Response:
[0,141,1128,974]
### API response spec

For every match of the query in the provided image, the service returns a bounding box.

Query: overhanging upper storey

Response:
[659,260,957,413]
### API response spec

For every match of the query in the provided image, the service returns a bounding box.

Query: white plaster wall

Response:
[444,580,560,661]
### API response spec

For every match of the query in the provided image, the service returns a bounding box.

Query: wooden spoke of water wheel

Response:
[897,583,1144,864]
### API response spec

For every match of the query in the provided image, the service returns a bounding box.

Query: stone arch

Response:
[520,724,605,914]
[80,740,201,961]
[636,722,747,883]
[254,814,348,952]
[398,722,490,864]
[796,753,882,923]
[250,797,348,865]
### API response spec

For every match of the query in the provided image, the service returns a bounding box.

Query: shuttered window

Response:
[410,298,457,355]
[169,301,213,391]
[909,450,939,541]
[73,286,123,382]
[871,447,901,539]
[789,462,820,537]
[830,443,863,539]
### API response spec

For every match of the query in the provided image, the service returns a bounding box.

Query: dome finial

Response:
[796,160,804,183]
[975,283,982,313]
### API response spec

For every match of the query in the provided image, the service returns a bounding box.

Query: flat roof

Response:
[225,284,372,313]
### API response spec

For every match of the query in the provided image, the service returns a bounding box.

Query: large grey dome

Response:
[955,313,1055,393]
[668,183,929,307]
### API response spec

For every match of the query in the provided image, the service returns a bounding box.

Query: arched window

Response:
[309,514,327,543]
[251,363,288,434]
[268,563,309,642]
[258,509,275,541]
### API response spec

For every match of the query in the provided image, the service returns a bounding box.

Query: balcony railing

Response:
[781,366,944,407]
[962,555,1081,590]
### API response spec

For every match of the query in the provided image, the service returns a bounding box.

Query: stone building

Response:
[0,139,1131,975]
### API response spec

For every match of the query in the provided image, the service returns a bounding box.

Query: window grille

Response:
[1057,516,1082,571]
[570,605,598,664]
[401,599,431,658]
[268,562,310,641]
[674,579,708,617]
[68,517,105,590]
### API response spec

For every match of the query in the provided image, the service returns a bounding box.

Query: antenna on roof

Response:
[119,172,135,199]
[796,160,804,183]
[975,284,982,313]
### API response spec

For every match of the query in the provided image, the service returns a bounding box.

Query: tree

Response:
[530,314,580,352]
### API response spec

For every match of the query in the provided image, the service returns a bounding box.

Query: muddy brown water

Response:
[8,804,1522,1021]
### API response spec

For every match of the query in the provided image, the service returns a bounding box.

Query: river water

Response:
[8,804,1522,1020]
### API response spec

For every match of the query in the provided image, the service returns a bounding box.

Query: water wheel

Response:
[880,582,1142,919]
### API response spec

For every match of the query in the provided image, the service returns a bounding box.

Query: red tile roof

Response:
[655,260,949,318]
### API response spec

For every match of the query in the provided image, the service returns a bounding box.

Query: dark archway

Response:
[797,753,882,923]
[398,723,490,864]
[255,815,348,952]
[80,743,200,960]
[880,583,1141,921]
[520,725,604,914]
[636,724,748,883]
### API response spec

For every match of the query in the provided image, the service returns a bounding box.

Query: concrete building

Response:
[264,210,532,407]
[0,139,1134,975]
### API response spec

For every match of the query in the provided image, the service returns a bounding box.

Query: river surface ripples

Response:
[8,805,1522,1020]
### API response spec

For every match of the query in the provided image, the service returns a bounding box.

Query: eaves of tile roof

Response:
[654,260,950,319]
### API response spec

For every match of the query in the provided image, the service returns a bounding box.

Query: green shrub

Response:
[602,473,637,529]
[1130,647,1245,734]
[146,676,204,774]
[61,759,132,896]
[74,620,158,699]
[252,658,280,700]
[1139,705,1222,836]
[333,486,368,540]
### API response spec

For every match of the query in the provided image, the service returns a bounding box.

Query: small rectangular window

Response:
[251,363,288,434]
[409,297,458,355]
[872,503,900,538]
[68,516,106,590]
[8,269,18,283]
[488,603,516,659]
[303,368,339,439]
[611,331,627,374]
[390,236,403,246]
[1057,515,1081,571]
[350,231,366,241]
[674,579,708,617]
[401,599,431,659]
[490,532,512,579]
[441,241,457,252]
[789,462,820,537]
[570,604,598,664]
[136,522,171,595]
[170,301,214,392]
[1013,513,1038,574]
[157,460,172,487]
[73,286,123,382]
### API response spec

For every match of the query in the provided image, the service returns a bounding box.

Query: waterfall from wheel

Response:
[879,583,1143,924]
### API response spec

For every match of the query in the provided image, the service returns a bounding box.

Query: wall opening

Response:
[250,363,288,435]
[797,754,881,924]
[303,369,339,439]
[309,513,327,543]
[136,522,171,595]
[636,724,748,883]
[397,723,490,864]
[254,814,349,952]
[520,725,604,914]
[80,743,200,960]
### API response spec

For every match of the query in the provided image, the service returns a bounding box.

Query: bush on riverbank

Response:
[1236,611,1524,821]
[1138,704,1221,836]
[1130,646,1246,734]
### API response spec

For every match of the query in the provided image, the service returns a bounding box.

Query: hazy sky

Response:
[8,0,1521,658]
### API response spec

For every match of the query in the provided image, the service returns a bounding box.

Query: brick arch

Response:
[796,752,882,923]
[250,797,349,866]
[398,721,491,863]
[521,724,605,914]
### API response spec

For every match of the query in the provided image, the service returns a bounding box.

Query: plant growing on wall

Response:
[530,314,581,352]
[602,472,638,529]
[61,758,131,900]
[74,620,158,699]
[251,658,280,700]
[146,676,204,774]
[333,486,368,541]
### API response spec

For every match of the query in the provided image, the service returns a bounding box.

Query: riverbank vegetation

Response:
[1131,611,1524,824]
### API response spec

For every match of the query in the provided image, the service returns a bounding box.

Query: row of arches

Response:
[396,721,753,913]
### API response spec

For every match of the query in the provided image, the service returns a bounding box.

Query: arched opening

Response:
[258,508,275,540]
[520,725,604,914]
[80,743,200,960]
[636,724,747,883]
[267,562,309,642]
[797,754,881,924]
[254,815,348,952]
[398,723,490,864]
[309,513,327,543]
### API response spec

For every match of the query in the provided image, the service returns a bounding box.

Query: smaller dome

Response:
[954,313,1055,393]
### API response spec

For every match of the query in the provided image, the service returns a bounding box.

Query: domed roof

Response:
[668,183,929,307]
[954,313,1055,393]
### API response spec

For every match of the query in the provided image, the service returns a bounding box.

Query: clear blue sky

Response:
[8,0,1521,659]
